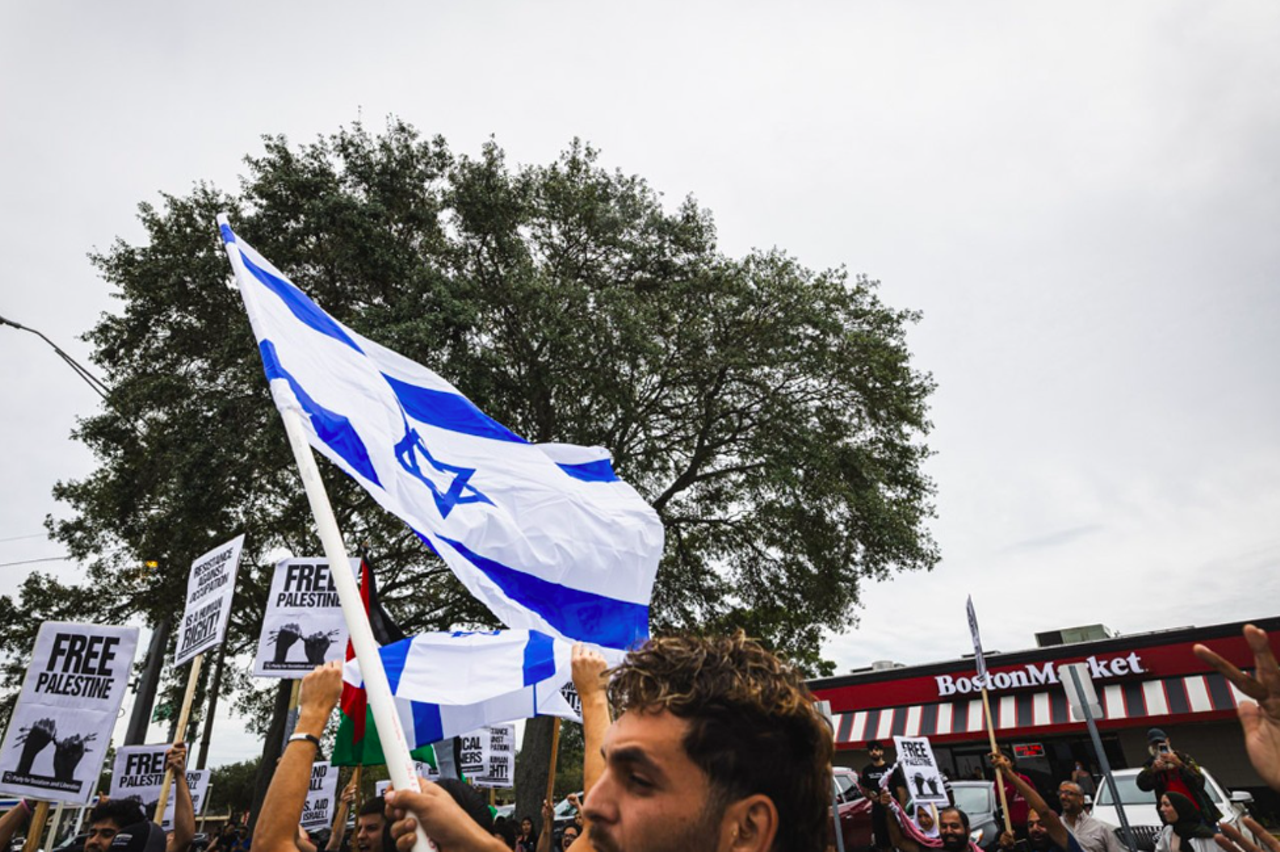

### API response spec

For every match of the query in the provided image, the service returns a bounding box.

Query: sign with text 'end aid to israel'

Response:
[0,622,139,803]
[174,535,245,667]
[253,558,357,677]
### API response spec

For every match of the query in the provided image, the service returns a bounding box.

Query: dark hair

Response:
[90,800,146,829]
[867,741,885,751]
[357,796,392,852]
[491,821,517,850]
[436,779,493,833]
[940,807,970,833]
[608,631,832,852]
[358,796,386,819]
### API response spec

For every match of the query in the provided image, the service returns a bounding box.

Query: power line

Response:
[0,556,72,568]
[0,533,48,544]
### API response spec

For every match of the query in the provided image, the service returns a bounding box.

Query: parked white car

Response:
[1089,767,1255,851]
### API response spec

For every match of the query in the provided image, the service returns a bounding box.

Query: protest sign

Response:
[375,760,439,797]
[253,558,358,676]
[300,762,340,831]
[966,595,987,680]
[175,535,246,666]
[468,725,515,789]
[0,622,139,803]
[893,736,950,806]
[109,745,210,829]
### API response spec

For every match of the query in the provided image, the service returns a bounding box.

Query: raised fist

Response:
[303,630,339,664]
[53,733,94,781]
[16,717,57,774]
[272,623,303,663]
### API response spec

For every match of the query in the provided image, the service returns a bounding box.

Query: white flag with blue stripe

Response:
[218,216,662,651]
[343,630,581,738]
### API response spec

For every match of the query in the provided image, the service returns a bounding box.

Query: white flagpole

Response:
[218,216,433,852]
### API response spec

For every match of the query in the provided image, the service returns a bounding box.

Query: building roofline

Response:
[809,614,1280,691]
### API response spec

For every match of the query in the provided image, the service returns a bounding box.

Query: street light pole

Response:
[0,313,110,400]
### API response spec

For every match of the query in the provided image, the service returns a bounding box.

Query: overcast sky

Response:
[2,2,1278,767]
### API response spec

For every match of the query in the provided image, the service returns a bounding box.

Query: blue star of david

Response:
[393,418,493,519]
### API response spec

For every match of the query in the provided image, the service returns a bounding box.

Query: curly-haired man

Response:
[582,632,832,852]
[386,634,831,852]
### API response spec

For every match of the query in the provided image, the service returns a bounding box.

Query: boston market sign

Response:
[936,652,1147,696]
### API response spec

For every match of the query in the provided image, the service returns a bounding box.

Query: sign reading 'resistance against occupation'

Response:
[0,622,139,803]
[300,762,340,831]
[110,745,211,830]
[253,558,358,676]
[175,535,246,667]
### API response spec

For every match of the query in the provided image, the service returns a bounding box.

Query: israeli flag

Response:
[344,630,581,738]
[218,216,663,651]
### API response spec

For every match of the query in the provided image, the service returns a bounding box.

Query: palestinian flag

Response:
[330,556,438,766]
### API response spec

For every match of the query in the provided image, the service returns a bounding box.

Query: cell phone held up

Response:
[1158,743,1171,755]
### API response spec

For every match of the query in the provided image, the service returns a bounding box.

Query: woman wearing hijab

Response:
[1154,793,1217,852]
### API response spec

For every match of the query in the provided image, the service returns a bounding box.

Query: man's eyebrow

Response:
[601,745,665,775]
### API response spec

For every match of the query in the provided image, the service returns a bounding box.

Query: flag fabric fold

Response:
[219,217,662,651]
[343,630,580,740]
[331,558,437,767]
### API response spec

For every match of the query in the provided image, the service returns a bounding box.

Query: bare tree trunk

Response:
[515,716,556,833]
[196,644,228,769]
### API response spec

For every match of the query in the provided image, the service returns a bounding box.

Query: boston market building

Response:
[808,615,1279,815]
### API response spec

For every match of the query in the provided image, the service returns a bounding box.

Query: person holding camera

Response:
[1135,729,1221,826]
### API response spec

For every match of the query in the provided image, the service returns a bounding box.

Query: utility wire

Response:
[0,533,48,544]
[0,556,72,568]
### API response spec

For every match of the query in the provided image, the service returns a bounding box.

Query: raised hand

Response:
[272,624,303,663]
[1195,624,1280,791]
[53,733,95,781]
[570,644,608,702]
[16,718,57,774]
[303,630,339,664]
[1215,817,1280,852]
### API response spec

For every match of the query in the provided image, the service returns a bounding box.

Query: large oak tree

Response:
[2,119,937,817]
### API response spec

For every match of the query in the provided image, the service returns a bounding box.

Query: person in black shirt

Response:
[860,741,908,852]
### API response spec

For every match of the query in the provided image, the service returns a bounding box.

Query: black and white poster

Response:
[300,762,340,831]
[253,558,357,677]
[0,622,139,804]
[375,760,440,796]
[893,736,950,806]
[109,745,211,830]
[468,725,515,789]
[175,535,246,667]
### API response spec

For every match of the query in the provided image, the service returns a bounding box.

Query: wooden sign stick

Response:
[154,652,204,826]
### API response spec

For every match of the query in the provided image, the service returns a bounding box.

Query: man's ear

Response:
[720,794,778,852]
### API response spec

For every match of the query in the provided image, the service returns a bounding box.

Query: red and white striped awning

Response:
[832,670,1248,748]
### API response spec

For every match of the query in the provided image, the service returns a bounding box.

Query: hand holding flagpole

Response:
[967,596,1013,836]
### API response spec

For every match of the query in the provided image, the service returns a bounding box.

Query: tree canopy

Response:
[0,120,936,713]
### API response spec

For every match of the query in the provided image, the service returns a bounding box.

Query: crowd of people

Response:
[1,623,1277,852]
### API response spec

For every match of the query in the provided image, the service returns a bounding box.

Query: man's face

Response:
[583,708,729,852]
[1058,784,1084,816]
[869,746,885,764]
[85,819,124,852]
[560,828,579,849]
[355,814,385,852]
[1028,811,1051,850]
[938,810,968,852]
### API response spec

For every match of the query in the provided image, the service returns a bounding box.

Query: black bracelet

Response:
[287,732,322,749]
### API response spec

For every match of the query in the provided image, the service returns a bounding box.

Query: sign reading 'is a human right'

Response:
[174,535,245,667]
